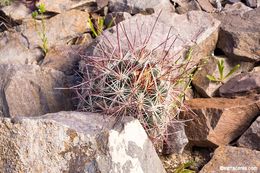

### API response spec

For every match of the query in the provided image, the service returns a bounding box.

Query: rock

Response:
[197,0,216,13]
[219,71,260,97]
[37,0,96,13]
[21,10,89,49]
[0,64,73,117]
[215,7,260,62]
[192,56,253,97]
[85,11,220,71]
[172,0,201,14]
[237,116,260,150]
[108,0,174,14]
[222,2,253,15]
[104,12,132,26]
[162,122,188,155]
[246,0,259,8]
[200,146,260,173]
[180,98,260,147]
[41,45,83,75]
[0,31,41,65]
[1,2,31,22]
[0,111,166,173]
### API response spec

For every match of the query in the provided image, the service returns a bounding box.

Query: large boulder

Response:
[180,98,260,147]
[21,10,89,49]
[85,11,220,69]
[219,71,260,97]
[200,146,260,173]
[0,111,166,173]
[0,64,73,117]
[237,116,260,151]
[215,7,260,62]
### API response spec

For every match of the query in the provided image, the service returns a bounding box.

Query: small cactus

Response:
[76,14,196,151]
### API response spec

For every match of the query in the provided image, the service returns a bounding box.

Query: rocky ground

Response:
[0,0,259,173]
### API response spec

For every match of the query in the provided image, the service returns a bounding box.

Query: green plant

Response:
[174,161,195,173]
[88,16,113,37]
[206,59,240,84]
[32,3,48,53]
[76,14,196,151]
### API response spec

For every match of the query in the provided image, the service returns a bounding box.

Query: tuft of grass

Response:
[32,3,48,53]
[76,13,196,151]
[0,0,13,6]
[88,16,113,38]
[206,59,240,84]
[174,161,195,173]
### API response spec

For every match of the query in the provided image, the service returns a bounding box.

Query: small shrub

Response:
[76,13,196,151]
[32,3,48,53]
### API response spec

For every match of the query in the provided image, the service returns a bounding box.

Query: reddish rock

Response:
[181,98,260,147]
[200,146,260,173]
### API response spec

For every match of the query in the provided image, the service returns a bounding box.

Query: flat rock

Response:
[108,0,174,14]
[37,0,96,13]
[215,7,260,62]
[219,71,260,97]
[0,64,73,117]
[192,56,253,97]
[180,97,260,147]
[197,0,216,12]
[0,111,166,173]
[21,10,89,49]
[237,116,260,150]
[200,146,260,173]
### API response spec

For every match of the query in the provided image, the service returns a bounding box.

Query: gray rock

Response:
[215,7,260,62]
[162,122,188,155]
[200,146,260,173]
[108,0,174,14]
[237,116,260,150]
[21,10,90,49]
[180,98,260,147]
[85,11,220,71]
[219,71,260,97]
[0,111,166,173]
[0,31,41,65]
[222,2,252,15]
[0,64,73,117]
[37,0,96,13]
[192,56,253,97]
